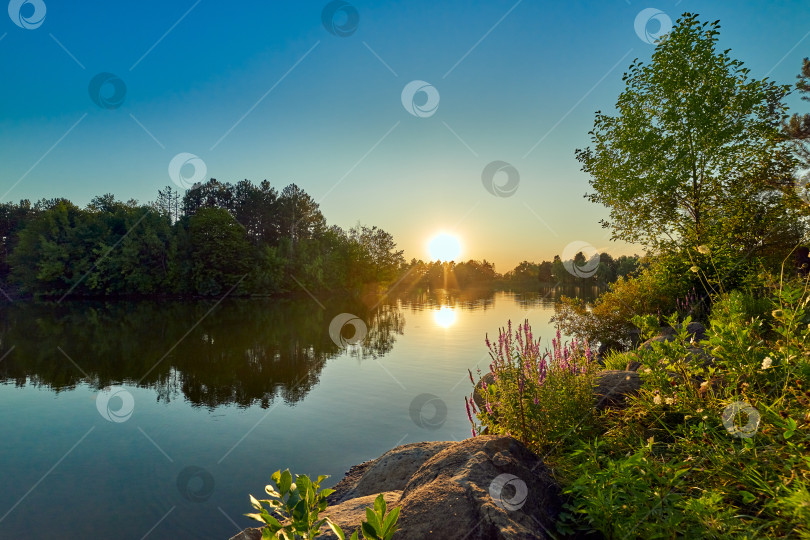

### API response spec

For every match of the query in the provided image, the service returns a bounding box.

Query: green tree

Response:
[577,13,797,252]
[186,207,252,295]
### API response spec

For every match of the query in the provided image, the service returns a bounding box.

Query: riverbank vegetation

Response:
[469,13,810,537]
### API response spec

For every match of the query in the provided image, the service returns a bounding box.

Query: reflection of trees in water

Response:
[0,298,402,408]
[391,287,496,313]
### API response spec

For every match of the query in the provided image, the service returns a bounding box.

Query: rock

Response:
[395,436,560,539]
[230,436,561,540]
[328,441,454,504]
[472,371,496,411]
[319,492,403,539]
[593,370,641,409]
[639,322,706,351]
[228,528,261,540]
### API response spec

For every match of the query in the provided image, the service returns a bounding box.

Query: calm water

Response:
[0,288,595,539]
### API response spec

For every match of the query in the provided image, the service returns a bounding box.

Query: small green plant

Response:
[246,470,400,540]
[327,493,400,540]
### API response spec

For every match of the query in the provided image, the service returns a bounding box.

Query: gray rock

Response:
[395,436,560,539]
[593,370,641,409]
[328,440,454,504]
[472,371,496,411]
[639,322,707,350]
[230,436,561,540]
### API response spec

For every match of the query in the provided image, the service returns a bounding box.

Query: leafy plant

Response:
[246,471,400,540]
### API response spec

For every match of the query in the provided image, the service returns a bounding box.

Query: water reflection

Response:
[433,306,457,328]
[0,298,404,408]
[0,286,597,409]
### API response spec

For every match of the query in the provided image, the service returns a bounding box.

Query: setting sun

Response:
[427,233,462,262]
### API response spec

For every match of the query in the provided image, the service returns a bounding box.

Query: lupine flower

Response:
[468,369,475,385]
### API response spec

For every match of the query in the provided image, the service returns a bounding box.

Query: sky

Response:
[1,0,809,271]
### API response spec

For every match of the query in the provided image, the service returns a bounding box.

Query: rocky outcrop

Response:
[230,436,561,540]
[328,441,454,504]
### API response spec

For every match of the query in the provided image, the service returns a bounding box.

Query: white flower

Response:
[653,394,662,405]
[700,381,709,389]
[665,397,675,405]
[697,245,710,255]
[761,357,773,370]
[642,367,652,374]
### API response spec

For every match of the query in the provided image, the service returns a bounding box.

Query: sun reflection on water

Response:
[433,306,457,328]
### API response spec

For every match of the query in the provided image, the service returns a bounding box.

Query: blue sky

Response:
[2,0,809,270]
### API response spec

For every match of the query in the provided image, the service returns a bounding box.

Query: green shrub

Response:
[556,278,810,537]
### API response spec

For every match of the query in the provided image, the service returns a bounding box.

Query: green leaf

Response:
[739,490,756,504]
[373,493,386,517]
[327,519,347,540]
[381,506,400,538]
[321,488,336,499]
[361,521,380,539]
[365,507,382,533]
[278,470,293,496]
[350,532,360,540]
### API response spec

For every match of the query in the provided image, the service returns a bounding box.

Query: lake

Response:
[0,287,596,539]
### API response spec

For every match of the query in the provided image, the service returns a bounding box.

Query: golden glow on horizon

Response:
[427,233,462,262]
[433,306,457,328]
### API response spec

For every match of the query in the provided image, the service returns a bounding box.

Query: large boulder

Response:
[394,436,560,539]
[328,441,454,504]
[229,436,561,540]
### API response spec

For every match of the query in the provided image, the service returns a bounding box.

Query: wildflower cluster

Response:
[467,320,596,452]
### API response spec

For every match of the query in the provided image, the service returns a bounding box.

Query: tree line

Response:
[0,179,405,297]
